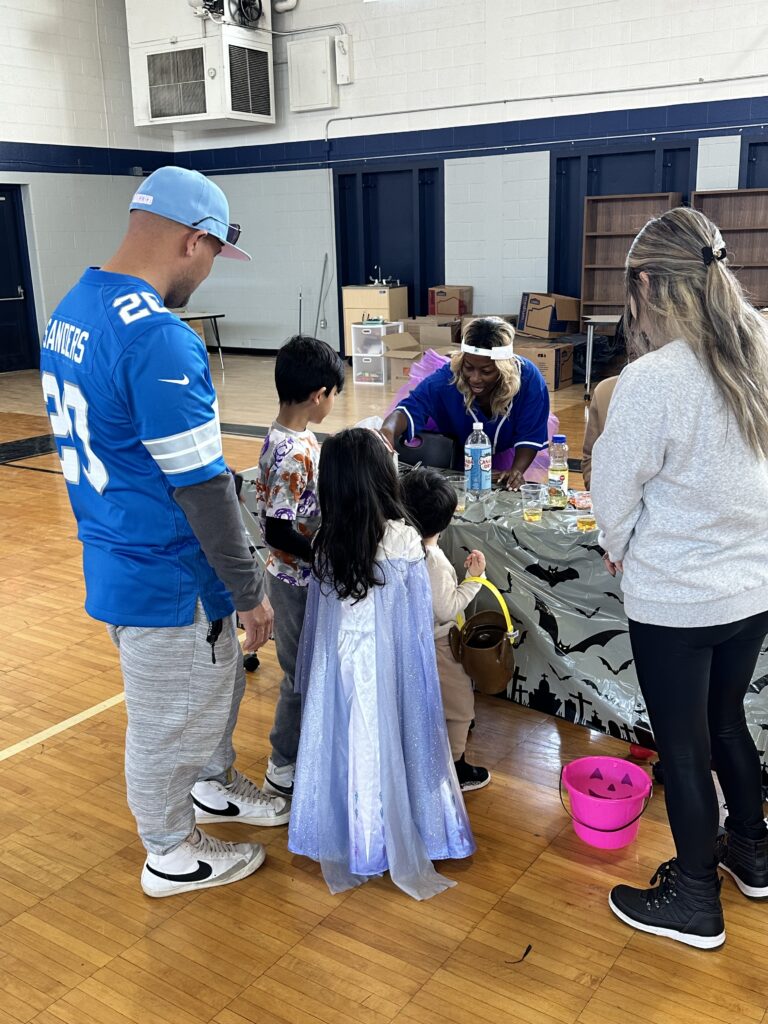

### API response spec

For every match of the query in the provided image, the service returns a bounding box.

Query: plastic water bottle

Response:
[465,421,492,498]
[548,433,569,508]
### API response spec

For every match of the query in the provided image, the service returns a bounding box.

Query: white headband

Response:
[460,340,516,360]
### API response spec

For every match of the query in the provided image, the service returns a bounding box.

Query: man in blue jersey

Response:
[40,166,289,898]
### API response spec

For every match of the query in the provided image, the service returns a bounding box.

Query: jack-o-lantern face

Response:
[587,766,636,799]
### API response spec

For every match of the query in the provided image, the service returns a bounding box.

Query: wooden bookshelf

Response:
[580,192,683,324]
[692,188,768,307]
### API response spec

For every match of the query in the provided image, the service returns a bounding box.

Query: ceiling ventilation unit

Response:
[125,0,275,129]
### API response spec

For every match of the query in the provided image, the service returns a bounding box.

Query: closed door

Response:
[334,163,444,352]
[745,141,768,187]
[0,187,37,372]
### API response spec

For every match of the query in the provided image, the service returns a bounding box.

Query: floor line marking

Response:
[0,692,125,763]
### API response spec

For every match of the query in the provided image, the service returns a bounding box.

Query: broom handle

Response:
[457,576,515,635]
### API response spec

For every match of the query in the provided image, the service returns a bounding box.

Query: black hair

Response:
[400,468,457,538]
[313,428,410,601]
[275,335,345,404]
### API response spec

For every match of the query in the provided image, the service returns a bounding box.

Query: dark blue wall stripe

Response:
[0,141,172,176]
[2,95,768,177]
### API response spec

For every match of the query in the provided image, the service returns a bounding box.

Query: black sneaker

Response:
[608,859,725,950]
[716,828,768,899]
[454,754,491,792]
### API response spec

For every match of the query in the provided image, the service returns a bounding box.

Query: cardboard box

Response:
[518,292,580,340]
[460,313,517,336]
[384,332,423,383]
[428,286,474,317]
[516,336,574,391]
[419,322,461,348]
[399,317,461,344]
[384,332,454,382]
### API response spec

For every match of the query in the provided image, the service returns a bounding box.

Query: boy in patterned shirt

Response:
[257,335,345,800]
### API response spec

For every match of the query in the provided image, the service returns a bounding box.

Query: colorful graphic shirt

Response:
[256,423,320,586]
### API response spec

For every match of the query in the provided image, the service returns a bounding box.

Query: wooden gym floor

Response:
[0,357,766,1024]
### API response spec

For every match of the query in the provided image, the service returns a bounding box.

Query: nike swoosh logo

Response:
[265,776,294,796]
[192,797,241,817]
[145,860,213,882]
[158,375,190,385]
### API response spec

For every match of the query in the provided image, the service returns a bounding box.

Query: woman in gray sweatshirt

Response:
[591,206,768,951]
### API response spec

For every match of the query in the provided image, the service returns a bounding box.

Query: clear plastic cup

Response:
[454,481,466,514]
[521,483,546,523]
[573,490,596,531]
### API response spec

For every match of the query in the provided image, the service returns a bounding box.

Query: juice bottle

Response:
[464,422,492,498]
[547,433,569,509]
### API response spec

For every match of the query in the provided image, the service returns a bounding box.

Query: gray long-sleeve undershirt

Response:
[174,472,265,612]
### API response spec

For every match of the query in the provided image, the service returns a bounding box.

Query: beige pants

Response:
[435,633,475,760]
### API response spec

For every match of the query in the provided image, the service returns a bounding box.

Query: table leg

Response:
[584,323,594,404]
[210,318,224,373]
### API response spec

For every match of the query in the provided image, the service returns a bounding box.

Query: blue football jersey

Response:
[39,267,234,626]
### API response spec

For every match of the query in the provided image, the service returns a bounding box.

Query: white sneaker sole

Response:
[460,773,492,792]
[720,862,768,900]
[194,807,290,827]
[608,894,725,950]
[141,845,266,898]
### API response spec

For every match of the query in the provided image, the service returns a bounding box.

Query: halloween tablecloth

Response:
[240,477,768,794]
[438,490,768,792]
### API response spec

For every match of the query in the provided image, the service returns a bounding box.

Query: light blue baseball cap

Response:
[129,166,251,261]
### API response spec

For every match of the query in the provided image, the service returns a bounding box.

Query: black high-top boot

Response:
[609,859,725,950]
[716,828,768,900]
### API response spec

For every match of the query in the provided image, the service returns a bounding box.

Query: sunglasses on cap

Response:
[191,217,241,247]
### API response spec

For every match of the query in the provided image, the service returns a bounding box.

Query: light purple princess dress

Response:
[288,520,476,899]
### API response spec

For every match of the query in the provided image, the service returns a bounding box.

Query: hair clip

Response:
[702,244,727,266]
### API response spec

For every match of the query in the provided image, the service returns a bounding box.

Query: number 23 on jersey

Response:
[42,373,109,493]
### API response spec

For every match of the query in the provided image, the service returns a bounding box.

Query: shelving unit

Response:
[692,189,768,307]
[350,321,403,386]
[580,192,683,323]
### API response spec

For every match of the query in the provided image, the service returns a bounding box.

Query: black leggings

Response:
[629,610,768,879]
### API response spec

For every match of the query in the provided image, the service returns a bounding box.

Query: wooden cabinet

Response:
[341,285,408,356]
[580,192,682,323]
[692,188,768,307]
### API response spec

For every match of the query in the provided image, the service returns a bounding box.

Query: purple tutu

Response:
[387,350,558,481]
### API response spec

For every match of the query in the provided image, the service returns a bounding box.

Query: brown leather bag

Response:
[448,577,517,695]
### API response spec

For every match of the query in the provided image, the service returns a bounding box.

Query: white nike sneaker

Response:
[262,758,295,800]
[192,769,290,826]
[141,828,265,898]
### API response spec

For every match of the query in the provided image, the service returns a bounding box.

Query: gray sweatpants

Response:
[107,601,245,855]
[266,574,308,767]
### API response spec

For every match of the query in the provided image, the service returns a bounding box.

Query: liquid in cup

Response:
[521,483,546,524]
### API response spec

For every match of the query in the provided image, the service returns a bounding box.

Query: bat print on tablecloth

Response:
[525,564,580,588]
[575,606,601,619]
[534,596,627,657]
[598,655,635,675]
[547,663,572,682]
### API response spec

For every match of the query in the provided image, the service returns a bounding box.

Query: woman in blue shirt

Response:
[381,317,550,490]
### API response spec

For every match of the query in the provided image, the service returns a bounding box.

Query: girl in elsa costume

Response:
[288,428,476,899]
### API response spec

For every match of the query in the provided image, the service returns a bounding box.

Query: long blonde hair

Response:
[450,317,522,419]
[626,206,768,458]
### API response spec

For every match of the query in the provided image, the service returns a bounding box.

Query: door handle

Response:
[0,285,24,302]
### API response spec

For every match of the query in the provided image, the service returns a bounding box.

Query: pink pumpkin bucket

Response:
[560,756,653,850]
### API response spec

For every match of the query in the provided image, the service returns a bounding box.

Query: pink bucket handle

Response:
[559,766,653,833]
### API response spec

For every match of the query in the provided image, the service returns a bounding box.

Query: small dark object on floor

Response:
[243,653,260,672]
[506,943,532,965]
[652,760,665,786]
